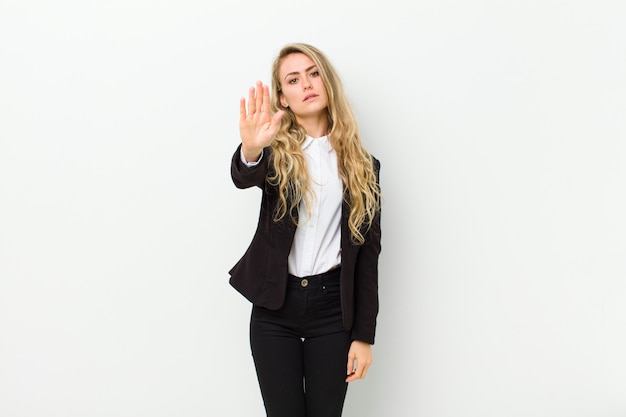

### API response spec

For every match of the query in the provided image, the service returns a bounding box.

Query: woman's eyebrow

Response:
[284,65,317,81]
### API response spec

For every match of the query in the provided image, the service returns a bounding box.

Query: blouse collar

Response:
[302,135,332,153]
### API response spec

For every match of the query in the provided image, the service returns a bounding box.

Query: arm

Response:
[231,144,271,189]
[350,157,382,344]
[346,158,382,381]
[231,81,283,189]
[346,208,381,382]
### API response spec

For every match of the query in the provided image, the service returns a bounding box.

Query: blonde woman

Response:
[229,43,381,417]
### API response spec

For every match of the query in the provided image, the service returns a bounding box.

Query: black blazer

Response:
[228,145,381,344]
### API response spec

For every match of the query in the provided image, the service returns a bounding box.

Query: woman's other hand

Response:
[346,340,373,382]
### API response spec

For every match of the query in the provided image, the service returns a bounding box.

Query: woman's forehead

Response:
[279,53,316,77]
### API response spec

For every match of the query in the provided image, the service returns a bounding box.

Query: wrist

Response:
[241,145,263,163]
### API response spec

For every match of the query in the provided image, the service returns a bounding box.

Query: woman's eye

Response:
[288,78,298,84]
[311,71,319,77]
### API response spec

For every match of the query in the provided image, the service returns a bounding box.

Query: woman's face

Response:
[278,53,328,119]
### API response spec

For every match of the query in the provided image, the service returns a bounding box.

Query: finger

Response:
[346,361,367,382]
[254,81,263,114]
[247,86,256,115]
[353,359,364,379]
[359,362,370,379]
[271,110,284,126]
[346,353,355,377]
[346,368,360,383]
[261,111,284,140]
[239,97,247,121]
[262,84,271,113]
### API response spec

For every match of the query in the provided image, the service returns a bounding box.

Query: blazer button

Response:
[301,279,309,288]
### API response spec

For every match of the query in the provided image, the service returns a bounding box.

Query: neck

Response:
[296,113,329,139]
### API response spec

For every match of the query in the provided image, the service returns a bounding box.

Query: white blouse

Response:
[241,135,342,277]
[287,135,342,277]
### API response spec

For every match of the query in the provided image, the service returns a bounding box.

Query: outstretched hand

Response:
[239,81,284,163]
[346,340,373,382]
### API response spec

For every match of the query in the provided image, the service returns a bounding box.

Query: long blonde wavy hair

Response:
[267,43,380,245]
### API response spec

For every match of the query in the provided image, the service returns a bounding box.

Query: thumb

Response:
[271,110,285,126]
[346,351,356,375]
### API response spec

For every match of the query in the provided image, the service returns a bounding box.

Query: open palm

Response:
[239,81,284,162]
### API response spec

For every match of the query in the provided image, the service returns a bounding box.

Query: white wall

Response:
[1,1,625,416]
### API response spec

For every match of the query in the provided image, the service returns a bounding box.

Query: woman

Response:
[229,43,381,417]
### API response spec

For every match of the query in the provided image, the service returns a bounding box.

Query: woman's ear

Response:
[279,93,288,108]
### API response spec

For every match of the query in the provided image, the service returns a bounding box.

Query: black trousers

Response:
[250,268,351,417]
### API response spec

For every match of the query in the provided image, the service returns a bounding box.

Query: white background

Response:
[1,1,625,416]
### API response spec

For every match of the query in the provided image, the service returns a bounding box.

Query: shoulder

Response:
[370,154,381,174]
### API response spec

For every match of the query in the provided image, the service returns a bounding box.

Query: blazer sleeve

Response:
[350,157,382,344]
[231,144,271,189]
